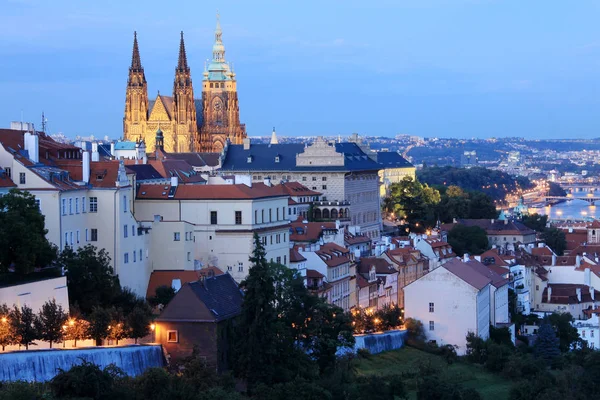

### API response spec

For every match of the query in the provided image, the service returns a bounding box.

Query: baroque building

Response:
[123,15,245,153]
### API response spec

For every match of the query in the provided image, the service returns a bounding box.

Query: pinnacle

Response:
[177,31,189,71]
[131,31,142,70]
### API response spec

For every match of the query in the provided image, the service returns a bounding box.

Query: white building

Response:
[573,314,600,349]
[414,237,456,270]
[404,258,498,355]
[134,181,290,282]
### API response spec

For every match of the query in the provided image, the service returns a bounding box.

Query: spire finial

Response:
[131,31,142,70]
[177,31,189,71]
[212,11,225,63]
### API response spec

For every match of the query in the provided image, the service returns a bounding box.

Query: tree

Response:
[467,191,498,219]
[64,317,90,348]
[447,225,489,256]
[465,332,488,364]
[107,308,127,345]
[60,245,120,315]
[0,189,57,274]
[49,361,123,399]
[542,228,567,256]
[35,299,67,348]
[404,318,426,343]
[127,304,152,344]
[547,313,580,352]
[87,306,111,346]
[534,323,561,366]
[148,285,176,308]
[10,305,38,350]
[522,213,548,233]
[0,303,15,351]
[384,177,440,230]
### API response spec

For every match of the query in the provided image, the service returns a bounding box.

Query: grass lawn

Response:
[354,346,512,400]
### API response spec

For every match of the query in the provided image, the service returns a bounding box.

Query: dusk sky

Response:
[2,0,600,139]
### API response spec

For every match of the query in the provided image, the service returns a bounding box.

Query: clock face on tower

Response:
[213,101,222,111]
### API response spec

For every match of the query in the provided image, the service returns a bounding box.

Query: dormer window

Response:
[247,155,252,163]
[275,155,280,163]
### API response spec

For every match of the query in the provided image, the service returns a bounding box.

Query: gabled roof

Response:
[221,142,382,172]
[167,152,221,168]
[137,182,288,200]
[375,151,413,168]
[290,247,307,263]
[57,161,127,188]
[344,231,371,245]
[114,141,137,150]
[126,164,164,180]
[271,181,321,198]
[442,258,492,290]
[531,246,555,257]
[464,260,509,288]
[542,284,600,305]
[290,219,337,243]
[315,242,351,267]
[0,170,15,188]
[358,257,397,275]
[187,274,243,321]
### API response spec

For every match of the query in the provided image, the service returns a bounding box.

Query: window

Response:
[269,209,272,222]
[89,197,98,213]
[167,330,179,343]
[312,176,317,181]
[69,198,73,214]
[583,330,586,338]
[235,211,242,225]
[5,167,11,178]
[429,321,435,331]
[85,229,89,242]
[82,196,86,213]
[238,262,244,272]
[34,198,40,209]
[261,209,264,223]
[322,185,327,190]
[276,208,279,221]
[322,176,327,181]
[283,255,287,265]
[123,195,128,213]
[132,225,135,236]
[429,302,434,313]
[174,232,181,241]
[64,232,69,247]
[210,211,218,225]
[228,266,233,272]
[187,252,191,261]
[124,253,129,264]
[276,256,281,264]
[254,210,258,224]
[75,198,79,214]
[19,172,25,185]
[139,249,142,260]
[302,177,307,182]
[124,225,128,238]
[91,229,98,242]
[133,251,137,262]
[69,232,73,245]
[76,230,80,244]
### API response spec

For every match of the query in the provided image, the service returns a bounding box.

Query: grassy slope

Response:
[354,347,512,400]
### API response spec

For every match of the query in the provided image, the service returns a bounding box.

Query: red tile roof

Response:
[146,268,223,298]
[289,219,337,243]
[0,171,15,188]
[306,269,324,279]
[344,231,371,245]
[531,247,555,257]
[290,247,307,262]
[316,243,351,267]
[57,161,127,188]
[137,182,288,200]
[271,181,321,198]
[442,258,492,290]
[542,284,600,305]
[357,257,397,275]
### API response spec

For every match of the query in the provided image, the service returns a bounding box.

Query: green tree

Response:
[60,245,120,315]
[467,191,498,219]
[0,303,15,351]
[10,304,38,350]
[541,228,567,256]
[384,177,440,230]
[534,323,561,366]
[35,299,67,348]
[547,312,580,352]
[64,317,90,348]
[87,306,111,346]
[0,189,57,274]
[108,308,127,345]
[436,186,470,222]
[447,225,489,256]
[127,304,152,344]
[148,285,176,308]
[522,213,548,233]
[404,318,426,343]
[49,361,124,399]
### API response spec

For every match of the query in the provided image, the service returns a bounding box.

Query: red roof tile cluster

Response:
[357,257,396,275]
[270,181,321,199]
[542,284,600,305]
[289,219,337,243]
[289,247,307,263]
[344,231,371,245]
[0,170,15,188]
[137,182,289,200]
[316,243,350,267]
[57,161,128,188]
[146,268,223,298]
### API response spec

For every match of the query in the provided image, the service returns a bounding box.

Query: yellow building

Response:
[376,151,416,198]
[123,15,245,153]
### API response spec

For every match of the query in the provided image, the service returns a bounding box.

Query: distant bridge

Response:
[546,196,600,205]
[560,183,600,193]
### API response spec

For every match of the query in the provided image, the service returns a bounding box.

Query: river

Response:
[531,192,600,221]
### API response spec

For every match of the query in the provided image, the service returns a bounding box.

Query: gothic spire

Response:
[131,31,142,70]
[177,31,189,71]
[212,11,226,62]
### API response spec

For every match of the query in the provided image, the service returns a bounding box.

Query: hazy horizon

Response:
[2,0,600,140]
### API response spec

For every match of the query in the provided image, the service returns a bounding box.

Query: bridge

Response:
[546,196,600,205]
[560,183,600,193]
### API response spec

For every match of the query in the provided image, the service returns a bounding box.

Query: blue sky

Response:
[1,0,600,139]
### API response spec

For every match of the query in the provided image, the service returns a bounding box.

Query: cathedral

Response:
[123,16,246,153]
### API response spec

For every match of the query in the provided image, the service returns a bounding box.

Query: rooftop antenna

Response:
[41,111,48,133]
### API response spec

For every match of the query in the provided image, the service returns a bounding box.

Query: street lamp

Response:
[150,323,156,343]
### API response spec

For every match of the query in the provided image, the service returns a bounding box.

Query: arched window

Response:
[331,209,338,219]
[314,209,322,220]
[323,208,330,219]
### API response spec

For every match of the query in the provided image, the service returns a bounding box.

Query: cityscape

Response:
[1,2,600,399]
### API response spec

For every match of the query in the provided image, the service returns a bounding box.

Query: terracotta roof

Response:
[290,247,307,262]
[0,129,80,167]
[591,220,600,229]
[542,284,600,305]
[137,182,288,200]
[344,231,371,245]
[271,181,321,198]
[358,257,397,275]
[442,258,492,290]
[447,219,535,236]
[479,249,509,267]
[289,219,337,243]
[531,247,555,256]
[0,170,15,188]
[57,161,126,188]
[306,269,324,279]
[146,270,203,298]
[465,260,509,287]
[315,242,350,267]
[356,273,371,289]
[425,238,451,249]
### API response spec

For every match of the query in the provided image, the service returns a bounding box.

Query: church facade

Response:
[123,16,246,153]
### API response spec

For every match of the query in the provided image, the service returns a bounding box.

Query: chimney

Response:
[474,255,481,262]
[463,253,469,262]
[576,254,582,267]
[263,177,272,187]
[24,132,39,163]
[504,219,508,225]
[171,176,179,187]
[91,142,100,162]
[110,142,116,156]
[576,287,582,302]
[82,151,90,183]
[547,286,552,302]
[243,137,251,150]
[143,155,147,164]
[585,267,591,286]
[591,286,595,301]
[491,219,495,224]
[552,254,557,266]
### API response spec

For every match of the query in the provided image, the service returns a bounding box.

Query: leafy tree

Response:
[547,312,580,352]
[349,375,406,400]
[10,304,38,350]
[489,325,514,347]
[541,228,567,256]
[404,318,426,343]
[485,342,512,372]
[35,299,67,348]
[127,304,152,344]
[49,361,124,399]
[108,308,127,345]
[87,306,111,346]
[0,303,15,351]
[534,323,561,366]
[64,317,90,348]
[548,182,567,197]
[522,213,548,233]
[0,189,57,274]
[384,177,440,230]
[148,285,176,308]
[467,191,498,219]
[447,225,489,256]
[465,332,488,364]
[60,245,120,315]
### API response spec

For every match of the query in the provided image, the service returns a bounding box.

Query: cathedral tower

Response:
[172,32,198,152]
[123,32,149,142]
[199,13,246,152]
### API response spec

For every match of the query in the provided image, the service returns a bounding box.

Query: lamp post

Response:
[150,323,156,343]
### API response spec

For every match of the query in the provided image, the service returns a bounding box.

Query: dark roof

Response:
[442,258,491,290]
[358,257,397,275]
[542,284,600,305]
[188,274,243,321]
[126,164,164,180]
[98,144,112,158]
[449,219,536,236]
[375,151,413,168]
[167,152,220,167]
[465,260,509,288]
[220,142,382,172]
